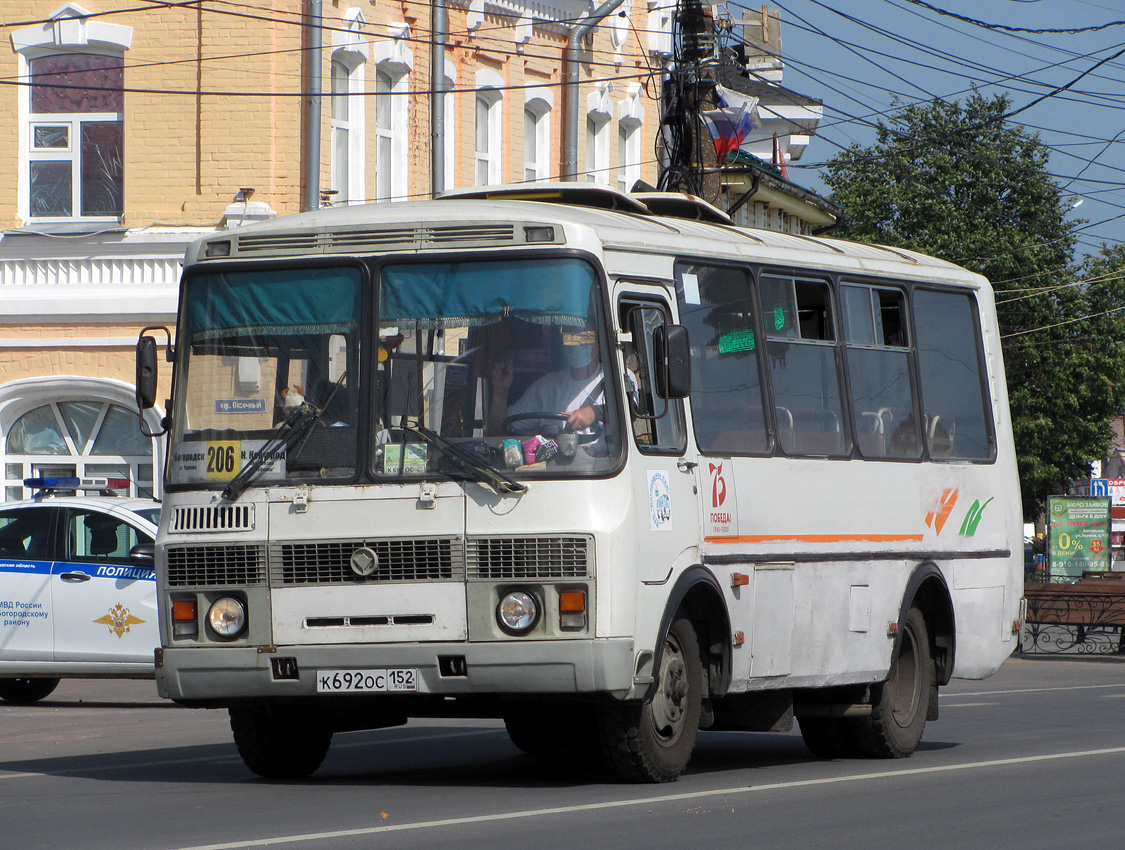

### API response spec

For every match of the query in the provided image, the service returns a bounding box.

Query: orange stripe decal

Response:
[705,533,925,544]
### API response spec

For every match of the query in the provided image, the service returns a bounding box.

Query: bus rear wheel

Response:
[229,705,333,779]
[598,618,702,783]
[852,606,932,758]
[0,677,59,704]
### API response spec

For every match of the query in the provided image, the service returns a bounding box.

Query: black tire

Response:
[598,618,702,783]
[797,716,854,759]
[505,714,564,757]
[852,606,932,758]
[229,705,333,779]
[504,707,601,761]
[0,677,60,705]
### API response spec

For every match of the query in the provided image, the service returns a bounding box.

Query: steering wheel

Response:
[500,412,602,444]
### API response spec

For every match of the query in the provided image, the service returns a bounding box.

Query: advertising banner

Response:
[1047,495,1111,580]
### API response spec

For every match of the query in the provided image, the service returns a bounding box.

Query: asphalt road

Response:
[2,655,1124,850]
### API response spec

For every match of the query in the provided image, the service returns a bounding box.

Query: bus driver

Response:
[487,324,605,441]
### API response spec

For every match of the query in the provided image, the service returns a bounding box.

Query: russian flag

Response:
[701,85,759,162]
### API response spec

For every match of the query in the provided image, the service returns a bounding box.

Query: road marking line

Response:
[163,745,1125,850]
[936,702,998,708]
[951,682,1125,697]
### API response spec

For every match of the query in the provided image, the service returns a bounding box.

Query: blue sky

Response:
[754,0,1125,259]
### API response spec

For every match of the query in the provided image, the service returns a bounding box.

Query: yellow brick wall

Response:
[2,1,661,226]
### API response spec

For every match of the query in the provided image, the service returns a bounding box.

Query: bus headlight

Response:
[497,590,539,635]
[207,597,247,639]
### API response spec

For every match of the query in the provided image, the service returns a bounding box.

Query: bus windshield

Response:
[170,265,362,488]
[168,257,621,490]
[374,257,620,480]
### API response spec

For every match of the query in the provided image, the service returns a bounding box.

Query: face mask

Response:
[565,343,595,369]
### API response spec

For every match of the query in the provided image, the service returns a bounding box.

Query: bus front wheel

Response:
[853,606,932,758]
[229,705,333,779]
[598,617,702,783]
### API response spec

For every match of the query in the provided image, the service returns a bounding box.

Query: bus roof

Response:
[189,185,982,288]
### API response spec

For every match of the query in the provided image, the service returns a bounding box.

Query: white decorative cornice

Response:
[11,4,133,54]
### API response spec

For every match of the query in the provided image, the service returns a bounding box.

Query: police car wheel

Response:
[0,677,60,705]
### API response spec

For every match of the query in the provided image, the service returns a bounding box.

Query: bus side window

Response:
[760,275,849,457]
[841,283,920,460]
[620,300,686,453]
[913,289,994,460]
[675,263,769,455]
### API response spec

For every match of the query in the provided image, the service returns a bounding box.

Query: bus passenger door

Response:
[619,295,699,583]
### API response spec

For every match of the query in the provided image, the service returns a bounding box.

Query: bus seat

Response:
[709,430,769,454]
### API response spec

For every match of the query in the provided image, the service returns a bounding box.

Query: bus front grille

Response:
[166,544,266,587]
[270,537,464,585]
[467,536,591,579]
[170,504,255,533]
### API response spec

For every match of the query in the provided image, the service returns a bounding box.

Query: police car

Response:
[0,477,160,704]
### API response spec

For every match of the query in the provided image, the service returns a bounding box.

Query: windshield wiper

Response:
[221,373,348,502]
[400,422,527,496]
[221,401,324,502]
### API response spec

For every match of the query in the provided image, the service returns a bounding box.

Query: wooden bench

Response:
[1022,573,1125,654]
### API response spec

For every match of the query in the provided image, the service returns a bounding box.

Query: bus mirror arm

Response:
[653,324,691,399]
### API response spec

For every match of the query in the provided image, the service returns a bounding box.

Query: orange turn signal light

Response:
[172,600,197,621]
[558,591,586,613]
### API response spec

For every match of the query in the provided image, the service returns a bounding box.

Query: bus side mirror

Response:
[653,325,690,399]
[136,335,159,411]
[136,326,173,437]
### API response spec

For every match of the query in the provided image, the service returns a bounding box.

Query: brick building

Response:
[0,0,666,500]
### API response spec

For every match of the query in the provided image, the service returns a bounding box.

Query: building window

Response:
[27,53,124,219]
[375,69,394,200]
[586,84,613,185]
[618,84,644,193]
[523,91,552,184]
[475,89,503,186]
[330,57,365,205]
[618,122,637,192]
[372,28,412,202]
[524,107,539,183]
[4,401,154,500]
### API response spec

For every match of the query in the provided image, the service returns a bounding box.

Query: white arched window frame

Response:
[523,88,553,183]
[373,25,413,202]
[11,5,133,224]
[585,83,613,185]
[617,83,645,193]
[0,376,163,502]
[474,69,505,187]
[330,11,368,206]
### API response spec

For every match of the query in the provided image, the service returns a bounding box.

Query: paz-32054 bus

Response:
[137,185,1023,782]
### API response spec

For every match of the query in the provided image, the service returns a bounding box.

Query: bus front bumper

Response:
[155,638,637,703]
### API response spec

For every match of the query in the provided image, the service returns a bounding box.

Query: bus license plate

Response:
[316,669,418,693]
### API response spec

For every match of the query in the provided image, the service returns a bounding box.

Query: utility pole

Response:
[657,0,713,196]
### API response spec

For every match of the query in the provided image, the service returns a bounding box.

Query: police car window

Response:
[0,509,53,560]
[67,510,146,563]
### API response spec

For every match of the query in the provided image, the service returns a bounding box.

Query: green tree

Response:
[823,92,1125,519]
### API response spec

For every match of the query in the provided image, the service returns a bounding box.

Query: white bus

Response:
[137,185,1023,782]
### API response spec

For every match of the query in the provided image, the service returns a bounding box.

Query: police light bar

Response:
[24,476,131,491]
